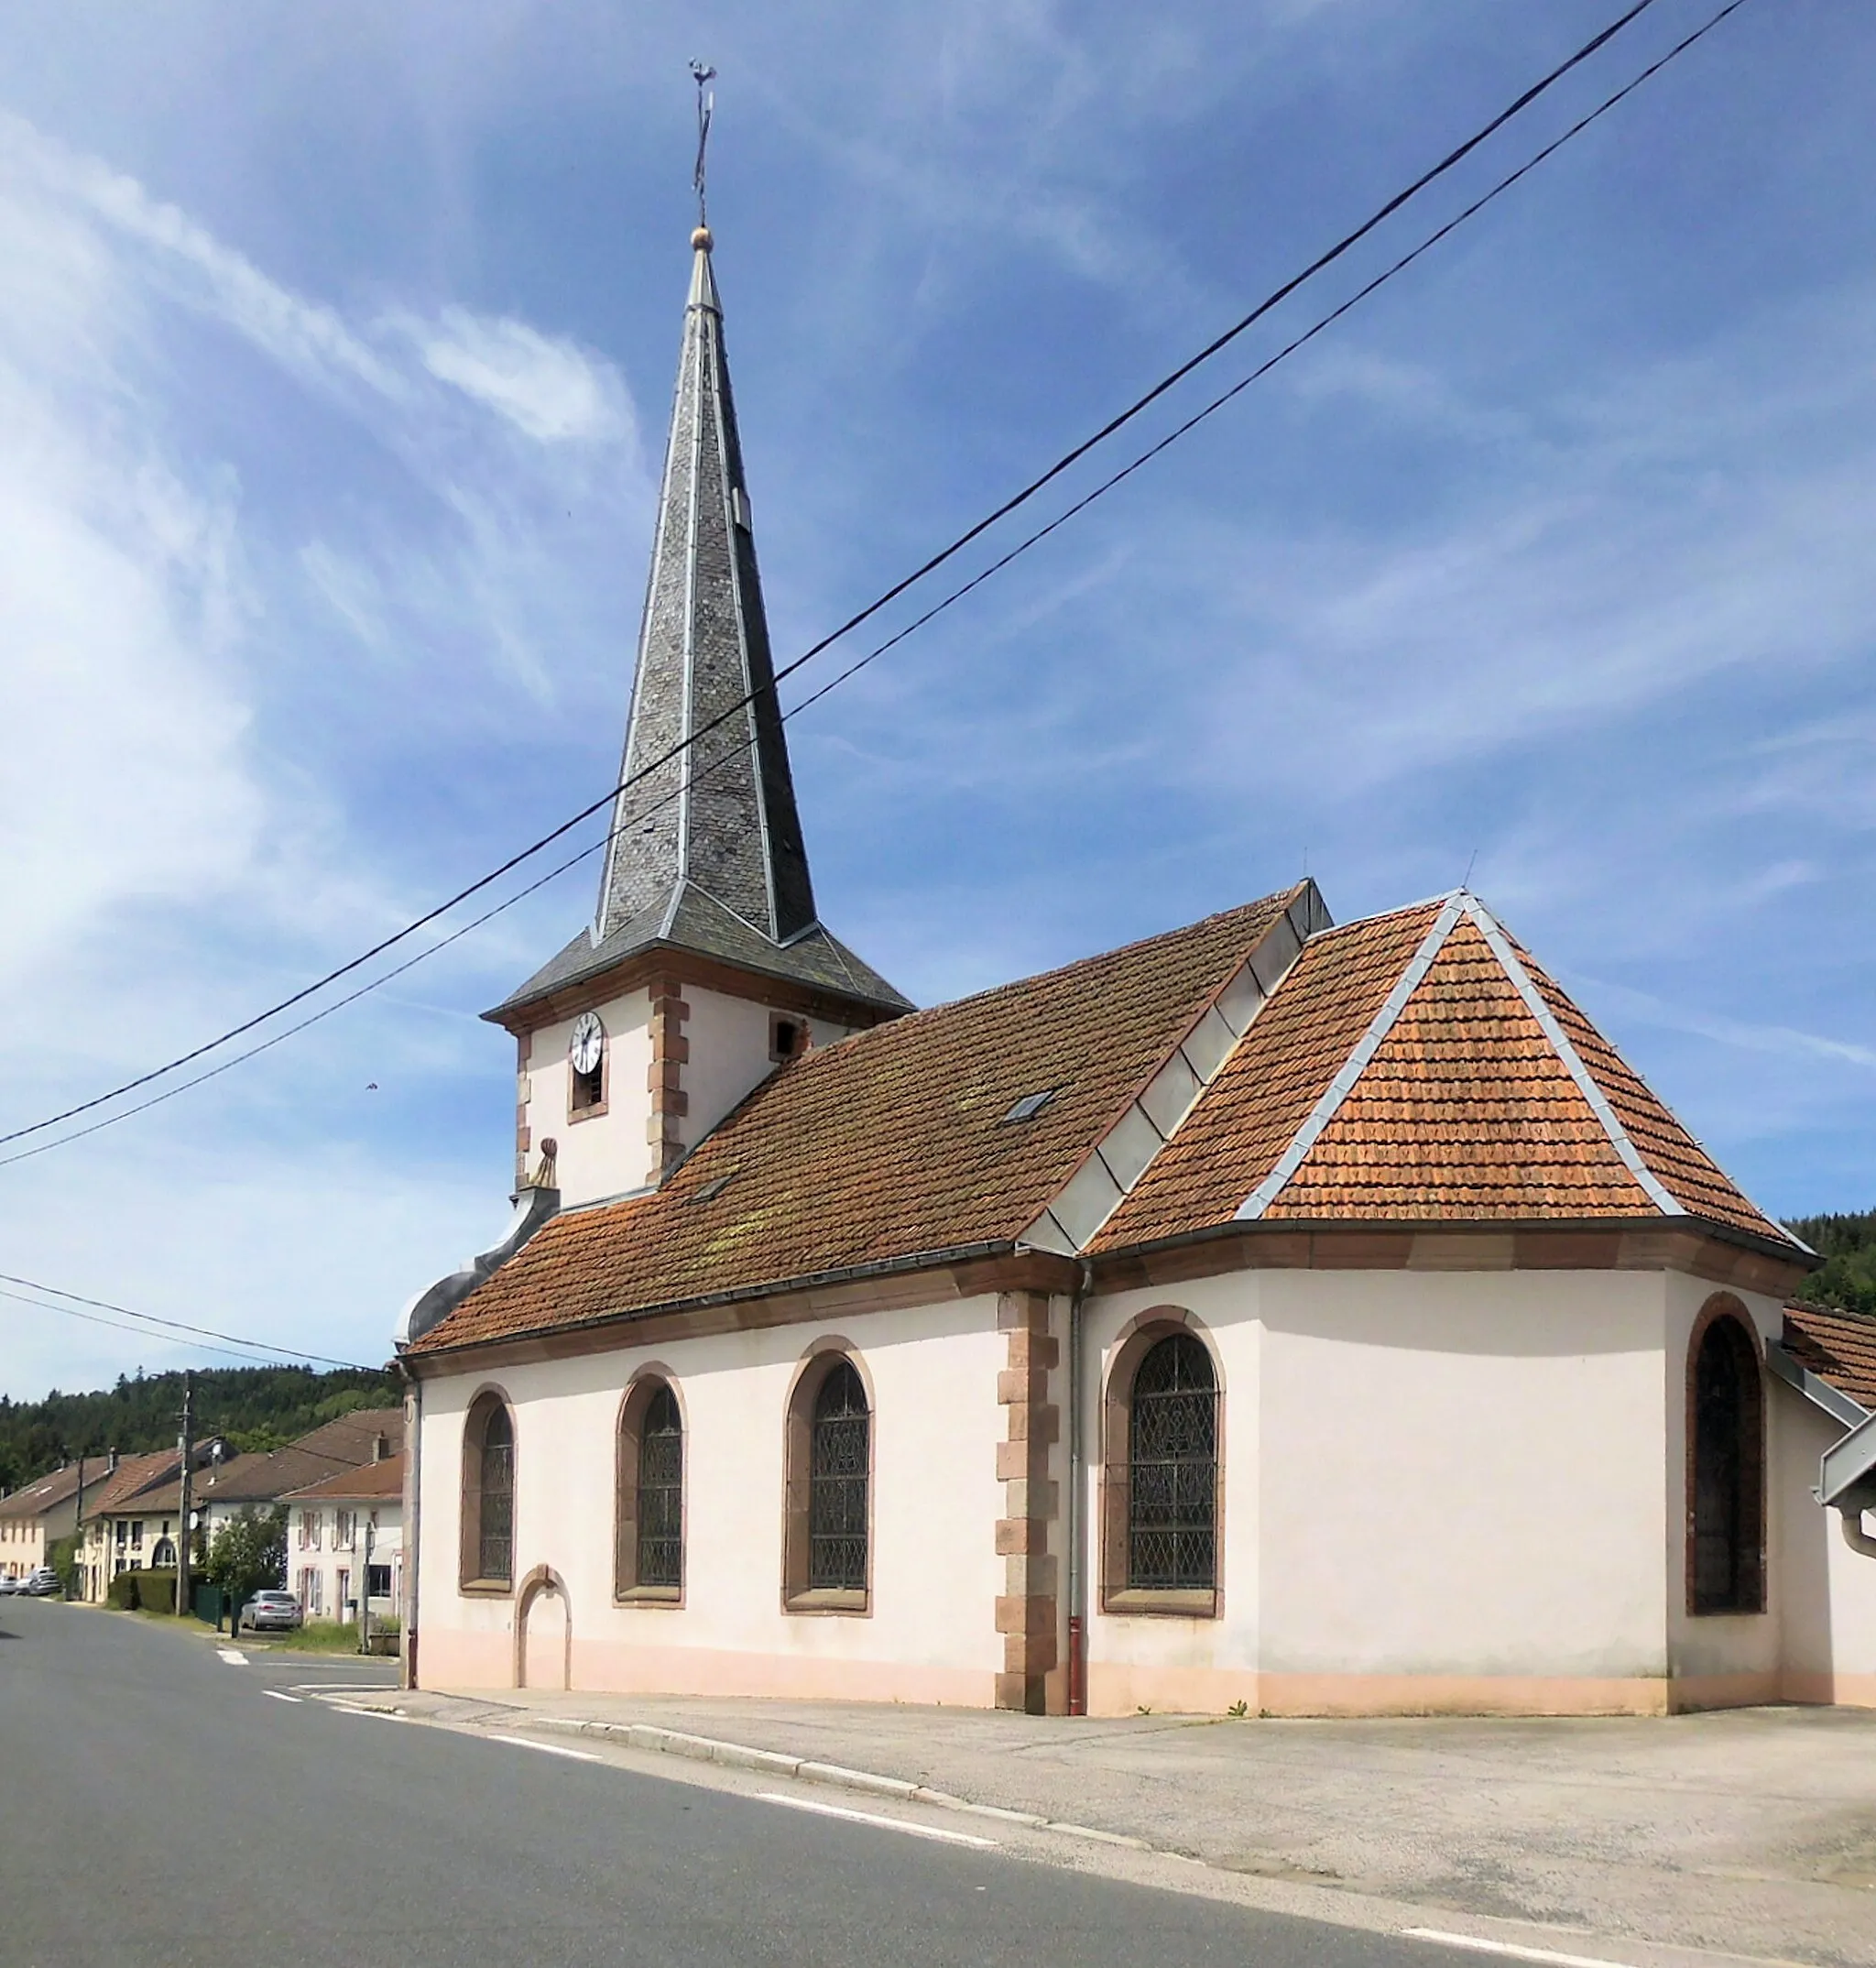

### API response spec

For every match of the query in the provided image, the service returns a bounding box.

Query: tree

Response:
[204,1504,288,1618]
[1786,1211,1876,1318]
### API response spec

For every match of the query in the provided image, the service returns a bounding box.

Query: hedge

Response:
[106,1569,179,1613]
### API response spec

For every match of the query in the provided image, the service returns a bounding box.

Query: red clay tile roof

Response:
[1094,900,1444,1246]
[1,1464,89,1522]
[1099,898,1786,1248]
[1783,1305,1876,1413]
[82,1449,186,1521]
[413,887,1794,1361]
[284,1454,405,1503]
[411,888,1307,1355]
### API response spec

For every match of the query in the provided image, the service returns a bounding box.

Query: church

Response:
[393,219,1876,1718]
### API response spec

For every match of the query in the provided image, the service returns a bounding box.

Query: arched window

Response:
[1688,1310,1765,1615]
[783,1351,871,1610]
[616,1375,683,1602]
[811,1362,869,1591]
[460,1392,516,1591]
[1128,1333,1217,1591]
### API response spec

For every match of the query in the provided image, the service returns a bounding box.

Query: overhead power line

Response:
[2,0,1746,1161]
[0,1271,381,1373]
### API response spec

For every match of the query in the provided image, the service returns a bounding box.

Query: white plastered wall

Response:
[524,986,652,1208]
[1773,1391,1876,1706]
[1079,1266,1692,1717]
[416,1293,1007,1703]
[677,983,852,1153]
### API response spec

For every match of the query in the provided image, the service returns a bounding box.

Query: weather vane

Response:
[691,60,716,230]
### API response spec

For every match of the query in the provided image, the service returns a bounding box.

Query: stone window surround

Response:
[1685,1292,1767,1619]
[1099,1307,1225,1620]
[459,1384,518,1598]
[780,1341,874,1616]
[615,1366,686,1608]
[566,1016,610,1126]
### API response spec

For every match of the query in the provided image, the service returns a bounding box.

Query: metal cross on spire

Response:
[690,60,716,227]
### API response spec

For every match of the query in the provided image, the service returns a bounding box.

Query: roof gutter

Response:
[1094,1209,1817,1276]
[406,1239,1069,1371]
[1765,1334,1876,1547]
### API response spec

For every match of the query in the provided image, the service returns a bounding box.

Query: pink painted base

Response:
[418,1627,993,1708]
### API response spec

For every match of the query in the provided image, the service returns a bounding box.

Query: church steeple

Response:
[595,224,816,946]
[488,222,909,1050]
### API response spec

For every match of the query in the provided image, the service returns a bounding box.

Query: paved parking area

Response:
[431,1689,1876,1964]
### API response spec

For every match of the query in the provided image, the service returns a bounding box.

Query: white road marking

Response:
[1403,1930,1640,1968]
[488,1733,604,1763]
[263,1690,302,1705]
[755,1792,997,1849]
[288,1682,398,1693]
[216,1649,247,1666]
[330,1704,410,1723]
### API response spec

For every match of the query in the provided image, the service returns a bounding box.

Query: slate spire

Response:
[595,224,816,946]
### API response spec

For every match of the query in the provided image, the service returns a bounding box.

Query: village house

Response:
[72,1406,402,1606]
[281,1452,404,1627]
[0,1462,111,1580]
[392,220,1876,1717]
[74,1447,218,1601]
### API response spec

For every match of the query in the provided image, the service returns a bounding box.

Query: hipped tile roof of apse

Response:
[1096,901,1785,1249]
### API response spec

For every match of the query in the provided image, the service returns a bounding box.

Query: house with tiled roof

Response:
[392,218,1876,1718]
[0,1460,112,1582]
[280,1449,405,1629]
[72,1407,403,1607]
[73,1445,224,1602]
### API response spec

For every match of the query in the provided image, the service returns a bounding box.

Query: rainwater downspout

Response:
[398,1361,422,1691]
[1838,1506,1876,1561]
[1065,1257,1093,1717]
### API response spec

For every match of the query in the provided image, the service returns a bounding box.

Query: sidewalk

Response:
[409,1687,1876,1966]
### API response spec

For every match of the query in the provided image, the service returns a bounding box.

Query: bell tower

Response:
[483,222,910,1209]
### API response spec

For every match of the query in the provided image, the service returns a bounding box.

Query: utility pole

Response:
[176,1372,194,1620]
[359,1516,374,1655]
[72,1451,84,1600]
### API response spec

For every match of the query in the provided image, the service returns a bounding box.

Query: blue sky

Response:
[2,0,1871,1401]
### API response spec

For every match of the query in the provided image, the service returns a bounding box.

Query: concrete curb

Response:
[514,1711,1148,1848]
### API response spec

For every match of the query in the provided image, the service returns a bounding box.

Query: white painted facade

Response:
[287,1498,403,1627]
[410,1257,1873,1715]
[416,1294,1009,1701]
[523,979,859,1209]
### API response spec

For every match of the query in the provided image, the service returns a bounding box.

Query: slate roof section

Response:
[412,888,1308,1354]
[479,229,913,1029]
[1095,896,1788,1250]
[1783,1305,1876,1414]
[490,883,911,1023]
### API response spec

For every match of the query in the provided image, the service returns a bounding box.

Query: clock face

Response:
[570,1011,605,1075]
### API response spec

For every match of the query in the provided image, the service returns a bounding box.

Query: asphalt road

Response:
[2,1597,1503,1968]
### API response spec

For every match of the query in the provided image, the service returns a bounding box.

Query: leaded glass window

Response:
[1128,1333,1216,1591]
[809,1361,868,1591]
[1692,1319,1762,1613]
[637,1383,683,1589]
[479,1405,514,1586]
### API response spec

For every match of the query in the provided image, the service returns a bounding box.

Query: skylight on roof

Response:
[1002,1088,1060,1124]
[692,1172,737,1203]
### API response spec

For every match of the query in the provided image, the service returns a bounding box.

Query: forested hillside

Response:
[0,1365,398,1492]
[1786,1211,1876,1318]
